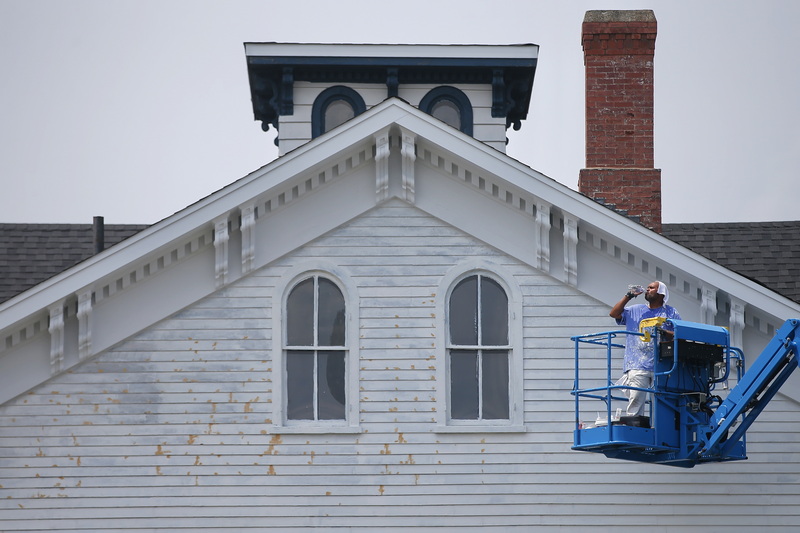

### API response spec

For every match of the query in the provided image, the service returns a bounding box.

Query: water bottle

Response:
[628,284,645,296]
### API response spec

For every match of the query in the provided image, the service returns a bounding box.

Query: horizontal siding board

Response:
[3,202,800,531]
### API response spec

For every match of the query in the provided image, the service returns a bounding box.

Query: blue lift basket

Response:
[571,318,800,468]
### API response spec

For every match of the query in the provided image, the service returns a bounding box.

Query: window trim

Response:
[435,260,525,432]
[272,262,360,432]
[419,86,474,136]
[311,86,367,138]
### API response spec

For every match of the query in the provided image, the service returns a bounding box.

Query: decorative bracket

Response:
[729,297,746,349]
[491,68,506,118]
[700,285,718,325]
[400,128,416,203]
[241,204,256,275]
[214,216,230,288]
[374,128,391,202]
[48,301,65,374]
[562,213,579,286]
[77,289,93,361]
[386,68,399,98]
[280,67,294,115]
[535,202,551,273]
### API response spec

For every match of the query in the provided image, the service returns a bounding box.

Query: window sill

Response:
[270,424,361,435]
[435,424,527,434]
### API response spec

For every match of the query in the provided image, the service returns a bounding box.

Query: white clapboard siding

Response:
[2,201,800,532]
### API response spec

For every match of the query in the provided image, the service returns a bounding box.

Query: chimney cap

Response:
[583,10,656,23]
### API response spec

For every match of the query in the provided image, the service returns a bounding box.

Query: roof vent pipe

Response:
[93,216,105,254]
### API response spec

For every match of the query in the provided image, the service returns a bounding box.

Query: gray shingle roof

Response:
[0,224,148,304]
[662,221,800,304]
[1,221,797,307]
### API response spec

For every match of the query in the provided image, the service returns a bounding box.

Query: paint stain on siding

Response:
[380,444,391,455]
[155,445,171,457]
[267,465,276,475]
[378,485,385,495]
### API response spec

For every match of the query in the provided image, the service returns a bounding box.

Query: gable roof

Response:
[0,223,148,304]
[1,97,799,404]
[663,221,800,304]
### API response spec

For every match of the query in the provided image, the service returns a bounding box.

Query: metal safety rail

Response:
[571,329,677,461]
[570,319,766,467]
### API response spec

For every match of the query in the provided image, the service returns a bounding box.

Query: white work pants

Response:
[618,369,652,417]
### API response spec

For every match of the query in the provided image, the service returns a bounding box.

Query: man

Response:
[609,281,681,417]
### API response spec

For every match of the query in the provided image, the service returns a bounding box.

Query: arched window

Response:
[311,86,367,138]
[285,275,347,420]
[419,86,473,136]
[448,274,510,420]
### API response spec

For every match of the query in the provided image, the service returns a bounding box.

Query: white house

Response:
[2,10,799,532]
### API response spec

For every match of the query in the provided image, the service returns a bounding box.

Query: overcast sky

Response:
[1,0,797,224]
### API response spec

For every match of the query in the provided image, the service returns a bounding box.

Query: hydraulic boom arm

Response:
[700,319,800,460]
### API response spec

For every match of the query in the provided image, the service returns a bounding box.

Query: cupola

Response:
[244,43,538,155]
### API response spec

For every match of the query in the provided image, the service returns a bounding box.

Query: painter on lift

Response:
[609,281,681,417]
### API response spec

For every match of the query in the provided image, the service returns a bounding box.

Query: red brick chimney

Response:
[578,10,661,233]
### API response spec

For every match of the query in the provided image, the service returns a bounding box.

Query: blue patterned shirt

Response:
[615,304,681,372]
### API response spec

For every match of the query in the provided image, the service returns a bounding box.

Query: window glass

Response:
[480,277,508,346]
[450,276,478,345]
[286,351,314,420]
[318,351,347,419]
[448,274,510,421]
[431,99,461,130]
[318,278,346,346]
[285,276,347,421]
[286,278,314,346]
[324,99,355,133]
[482,350,510,419]
[450,350,479,419]
[419,87,473,136]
